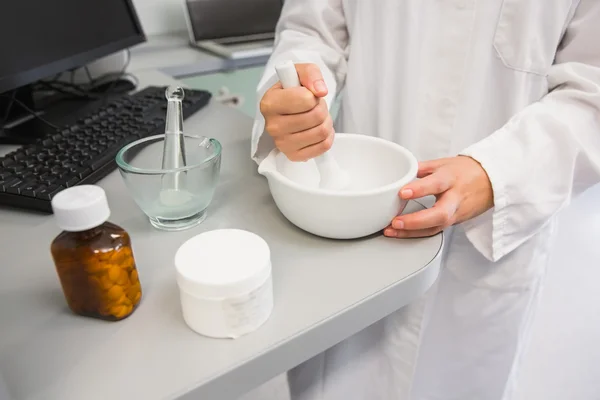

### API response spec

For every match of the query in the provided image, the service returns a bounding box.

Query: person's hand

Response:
[384,156,494,238]
[259,63,334,161]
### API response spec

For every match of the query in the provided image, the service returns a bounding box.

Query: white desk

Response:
[0,70,443,400]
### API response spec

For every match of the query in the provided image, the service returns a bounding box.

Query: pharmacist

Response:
[251,1,600,399]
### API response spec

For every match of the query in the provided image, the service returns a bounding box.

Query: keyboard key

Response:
[0,159,15,167]
[75,167,92,179]
[20,172,35,181]
[19,182,39,197]
[43,176,58,185]
[36,185,65,200]
[90,152,117,171]
[0,177,19,192]
[66,177,80,187]
[6,180,25,194]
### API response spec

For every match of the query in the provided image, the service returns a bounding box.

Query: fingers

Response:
[276,115,335,161]
[260,63,326,116]
[260,85,320,116]
[391,191,459,231]
[292,132,334,161]
[295,63,328,97]
[266,98,329,137]
[416,159,450,178]
[384,225,443,238]
[264,96,332,161]
[400,169,455,200]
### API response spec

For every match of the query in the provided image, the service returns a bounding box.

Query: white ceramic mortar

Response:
[258,133,419,239]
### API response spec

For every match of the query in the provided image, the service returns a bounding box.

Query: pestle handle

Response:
[274,61,350,190]
[163,86,187,170]
[161,86,187,195]
[275,60,301,88]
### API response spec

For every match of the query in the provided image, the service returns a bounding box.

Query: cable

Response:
[84,49,133,95]
[84,66,94,84]
[0,93,60,131]
[36,80,101,100]
[1,91,17,126]
[33,49,135,101]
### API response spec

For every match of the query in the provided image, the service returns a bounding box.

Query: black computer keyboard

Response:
[0,85,212,213]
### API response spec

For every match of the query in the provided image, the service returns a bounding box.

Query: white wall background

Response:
[129,2,600,399]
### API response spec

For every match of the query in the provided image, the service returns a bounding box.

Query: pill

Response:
[94,249,112,262]
[132,292,141,305]
[110,304,132,319]
[107,285,124,301]
[130,269,138,283]
[100,274,114,290]
[117,269,129,286]
[86,259,106,274]
[121,294,132,306]
[110,247,132,265]
[108,266,122,283]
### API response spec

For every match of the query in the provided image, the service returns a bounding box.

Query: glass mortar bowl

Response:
[116,133,222,231]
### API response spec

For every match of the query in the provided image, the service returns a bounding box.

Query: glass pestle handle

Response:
[162,86,187,192]
[162,86,187,170]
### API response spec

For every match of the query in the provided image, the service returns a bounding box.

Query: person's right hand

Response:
[259,63,334,162]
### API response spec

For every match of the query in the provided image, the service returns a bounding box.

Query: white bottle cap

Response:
[175,229,271,298]
[51,185,111,232]
[174,229,274,338]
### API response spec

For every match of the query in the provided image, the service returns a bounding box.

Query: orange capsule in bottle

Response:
[50,185,142,321]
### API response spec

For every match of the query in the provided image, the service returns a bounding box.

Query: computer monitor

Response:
[0,0,146,143]
[183,0,283,59]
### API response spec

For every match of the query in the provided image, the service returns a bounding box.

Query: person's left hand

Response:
[384,156,494,238]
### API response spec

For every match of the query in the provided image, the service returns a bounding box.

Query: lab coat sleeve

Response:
[459,0,600,262]
[250,0,349,164]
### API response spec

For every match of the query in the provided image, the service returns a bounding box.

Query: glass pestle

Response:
[162,86,187,175]
[160,86,192,207]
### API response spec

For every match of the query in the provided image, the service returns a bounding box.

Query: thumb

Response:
[296,63,328,98]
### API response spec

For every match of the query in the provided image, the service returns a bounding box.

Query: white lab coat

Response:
[250,1,600,399]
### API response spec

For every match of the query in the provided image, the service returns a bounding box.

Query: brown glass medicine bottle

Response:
[50,185,142,321]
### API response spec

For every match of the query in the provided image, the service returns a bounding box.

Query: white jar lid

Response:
[174,229,272,299]
[51,185,111,232]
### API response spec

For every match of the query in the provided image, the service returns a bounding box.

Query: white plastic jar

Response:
[174,229,273,339]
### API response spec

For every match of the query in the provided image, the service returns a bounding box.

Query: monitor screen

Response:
[0,0,145,93]
[186,0,283,41]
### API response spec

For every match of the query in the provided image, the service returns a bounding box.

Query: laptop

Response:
[183,0,283,59]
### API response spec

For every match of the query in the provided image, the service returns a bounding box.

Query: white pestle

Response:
[274,61,351,191]
[160,86,192,206]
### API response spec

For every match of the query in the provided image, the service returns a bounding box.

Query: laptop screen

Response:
[185,0,283,41]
